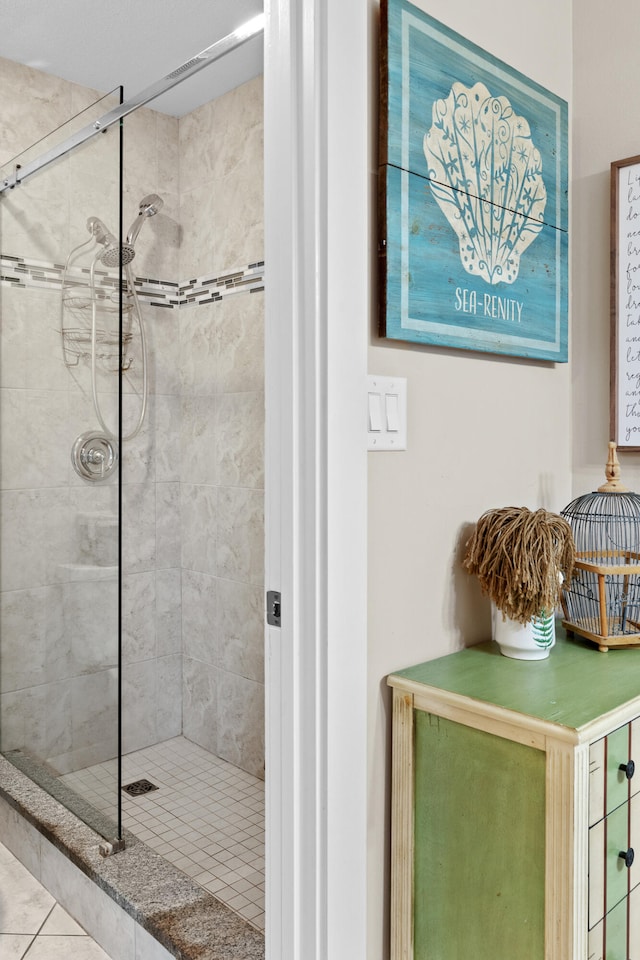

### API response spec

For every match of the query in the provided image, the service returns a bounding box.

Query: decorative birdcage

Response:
[561,443,640,652]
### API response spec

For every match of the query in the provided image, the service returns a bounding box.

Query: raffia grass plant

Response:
[463,507,576,625]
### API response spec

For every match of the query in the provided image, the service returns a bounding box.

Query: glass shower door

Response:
[0,88,124,841]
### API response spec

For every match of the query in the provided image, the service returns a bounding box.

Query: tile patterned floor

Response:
[0,840,112,959]
[60,736,265,931]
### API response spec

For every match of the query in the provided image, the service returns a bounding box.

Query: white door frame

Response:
[264,1,369,957]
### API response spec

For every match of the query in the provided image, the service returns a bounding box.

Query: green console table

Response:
[388,632,640,960]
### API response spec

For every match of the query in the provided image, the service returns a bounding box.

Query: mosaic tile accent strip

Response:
[1,253,68,291]
[0,254,265,309]
[179,263,265,308]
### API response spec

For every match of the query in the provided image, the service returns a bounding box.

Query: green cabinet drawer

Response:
[588,884,640,960]
[589,792,640,928]
[589,720,640,827]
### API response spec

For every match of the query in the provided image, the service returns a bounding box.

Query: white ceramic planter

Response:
[492,604,556,660]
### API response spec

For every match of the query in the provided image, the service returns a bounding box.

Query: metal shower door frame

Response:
[0,15,265,197]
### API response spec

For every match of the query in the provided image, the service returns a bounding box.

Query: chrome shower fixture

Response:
[85,191,164,267]
[86,194,163,261]
[126,193,164,245]
[66,191,164,443]
[86,216,114,246]
[140,193,163,216]
[86,216,135,266]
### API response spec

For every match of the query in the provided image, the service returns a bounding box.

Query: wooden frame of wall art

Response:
[378,0,569,362]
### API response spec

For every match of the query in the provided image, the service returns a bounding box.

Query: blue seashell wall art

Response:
[379,0,568,361]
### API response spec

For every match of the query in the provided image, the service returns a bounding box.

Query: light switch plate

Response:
[367,375,407,450]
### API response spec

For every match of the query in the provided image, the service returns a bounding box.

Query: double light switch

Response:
[367,375,407,450]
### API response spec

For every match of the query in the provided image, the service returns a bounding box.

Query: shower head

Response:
[126,193,164,245]
[86,217,136,267]
[100,242,136,268]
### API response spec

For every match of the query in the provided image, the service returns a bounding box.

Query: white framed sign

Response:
[612,154,640,449]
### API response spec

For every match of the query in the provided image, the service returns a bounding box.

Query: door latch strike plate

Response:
[266,590,281,627]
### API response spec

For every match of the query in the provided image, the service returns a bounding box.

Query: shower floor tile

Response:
[59,736,265,931]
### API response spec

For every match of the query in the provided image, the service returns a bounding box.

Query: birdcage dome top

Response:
[561,444,640,559]
[562,489,640,519]
[561,490,640,553]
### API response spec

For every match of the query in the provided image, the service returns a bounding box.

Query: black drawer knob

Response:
[619,848,635,868]
[619,760,636,780]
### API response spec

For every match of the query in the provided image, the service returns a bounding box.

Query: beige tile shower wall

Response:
[0,56,121,264]
[178,77,265,780]
[179,76,264,279]
[120,103,182,756]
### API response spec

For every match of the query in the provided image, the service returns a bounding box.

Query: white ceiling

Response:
[0,0,264,117]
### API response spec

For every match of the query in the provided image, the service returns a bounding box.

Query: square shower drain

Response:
[122,778,159,797]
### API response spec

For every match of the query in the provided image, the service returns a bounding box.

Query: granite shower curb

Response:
[0,755,265,960]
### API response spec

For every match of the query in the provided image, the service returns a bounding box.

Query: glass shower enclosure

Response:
[0,89,125,843]
[0,24,267,910]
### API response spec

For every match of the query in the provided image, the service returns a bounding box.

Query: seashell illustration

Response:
[423,81,546,286]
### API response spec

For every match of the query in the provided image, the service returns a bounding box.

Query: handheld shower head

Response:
[139,194,163,217]
[126,193,164,245]
[86,217,135,266]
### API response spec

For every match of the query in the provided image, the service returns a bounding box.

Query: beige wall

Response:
[572,0,640,494]
[367,1,572,955]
